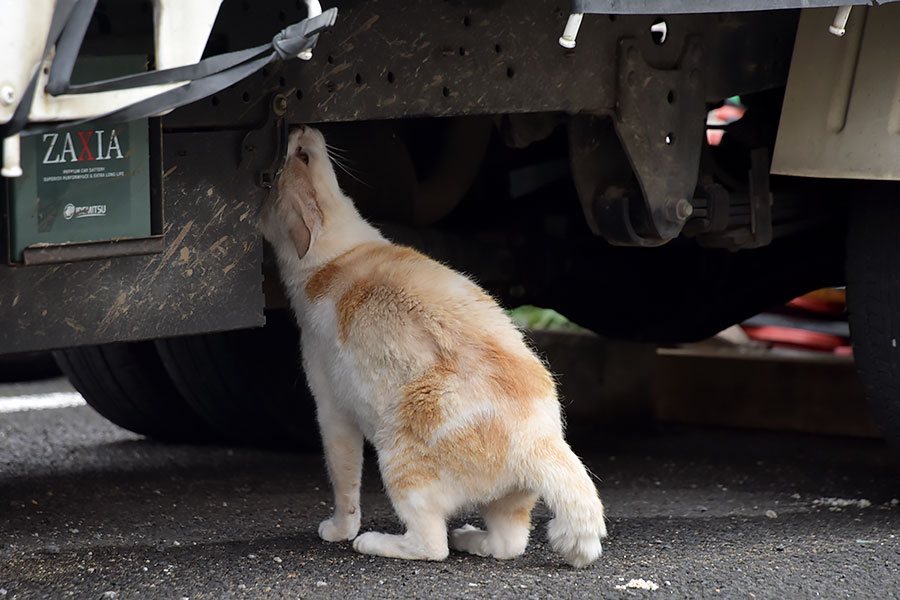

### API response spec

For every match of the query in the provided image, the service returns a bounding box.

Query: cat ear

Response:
[278,156,319,259]
[288,214,311,258]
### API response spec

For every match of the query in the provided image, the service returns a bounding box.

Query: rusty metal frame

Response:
[165,0,797,128]
[0,130,265,354]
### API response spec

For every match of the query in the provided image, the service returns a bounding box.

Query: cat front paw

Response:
[318,516,360,542]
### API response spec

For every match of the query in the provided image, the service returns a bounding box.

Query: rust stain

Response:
[328,63,352,76]
[95,260,112,276]
[163,166,178,178]
[149,219,194,283]
[35,265,62,287]
[208,235,229,255]
[97,292,128,332]
[340,14,380,46]
[196,204,227,239]
[63,318,85,333]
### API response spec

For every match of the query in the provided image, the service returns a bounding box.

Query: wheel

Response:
[847,192,900,448]
[154,310,319,449]
[53,342,216,442]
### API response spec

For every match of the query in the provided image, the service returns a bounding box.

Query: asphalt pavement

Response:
[2,378,900,599]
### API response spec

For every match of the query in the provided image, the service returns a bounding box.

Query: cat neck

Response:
[277,213,385,317]
[306,215,385,272]
[296,188,386,276]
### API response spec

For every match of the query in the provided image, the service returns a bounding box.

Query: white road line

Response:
[0,392,86,413]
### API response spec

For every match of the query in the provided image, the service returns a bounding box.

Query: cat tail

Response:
[528,440,607,568]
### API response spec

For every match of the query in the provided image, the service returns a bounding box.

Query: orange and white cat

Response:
[259,125,607,567]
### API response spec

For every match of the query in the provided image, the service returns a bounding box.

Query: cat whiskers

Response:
[327,147,370,187]
[325,142,348,154]
[324,143,354,163]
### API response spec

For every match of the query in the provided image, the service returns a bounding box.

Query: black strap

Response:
[46,0,98,95]
[0,0,80,139]
[47,8,336,95]
[8,5,337,137]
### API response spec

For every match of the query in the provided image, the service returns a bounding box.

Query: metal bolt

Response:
[272,94,288,116]
[1,85,15,106]
[666,198,694,222]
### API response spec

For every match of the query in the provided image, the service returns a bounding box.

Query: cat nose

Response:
[290,124,306,135]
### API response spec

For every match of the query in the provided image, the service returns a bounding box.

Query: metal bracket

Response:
[684,149,774,251]
[609,37,707,245]
[683,182,730,238]
[747,147,774,248]
[239,93,289,189]
[569,37,707,247]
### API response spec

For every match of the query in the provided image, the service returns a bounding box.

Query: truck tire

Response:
[53,342,215,442]
[154,310,319,449]
[846,193,900,448]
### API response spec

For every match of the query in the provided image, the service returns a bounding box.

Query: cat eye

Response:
[297,147,309,164]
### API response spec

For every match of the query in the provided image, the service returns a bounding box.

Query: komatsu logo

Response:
[63,203,107,220]
[41,129,125,164]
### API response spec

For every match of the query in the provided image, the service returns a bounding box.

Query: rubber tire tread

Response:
[154,310,318,449]
[53,342,216,442]
[846,194,900,448]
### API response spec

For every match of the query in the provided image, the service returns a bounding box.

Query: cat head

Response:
[260,125,341,261]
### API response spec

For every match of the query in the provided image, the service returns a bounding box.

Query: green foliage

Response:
[508,305,585,331]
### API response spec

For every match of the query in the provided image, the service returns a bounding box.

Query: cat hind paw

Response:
[449,524,491,557]
[353,531,449,561]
